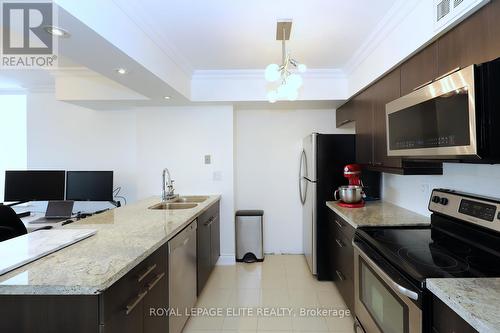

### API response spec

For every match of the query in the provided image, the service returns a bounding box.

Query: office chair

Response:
[0,205,51,242]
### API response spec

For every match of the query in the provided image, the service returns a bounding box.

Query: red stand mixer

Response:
[334,164,366,208]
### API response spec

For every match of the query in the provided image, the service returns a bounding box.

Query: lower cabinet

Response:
[100,243,168,333]
[327,209,355,311]
[197,200,221,295]
[0,244,169,333]
[0,200,222,333]
[431,295,478,333]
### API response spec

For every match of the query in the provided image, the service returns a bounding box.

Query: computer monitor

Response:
[4,170,66,202]
[65,171,114,201]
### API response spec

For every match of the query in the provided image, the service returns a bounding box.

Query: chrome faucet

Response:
[161,168,178,202]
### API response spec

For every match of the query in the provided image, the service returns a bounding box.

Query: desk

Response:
[21,213,68,232]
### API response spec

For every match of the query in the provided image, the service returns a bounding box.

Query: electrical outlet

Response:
[420,183,431,194]
[204,155,211,165]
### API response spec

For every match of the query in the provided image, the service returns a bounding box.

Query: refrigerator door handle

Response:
[299,150,308,205]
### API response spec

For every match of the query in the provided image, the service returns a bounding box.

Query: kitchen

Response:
[1,0,500,333]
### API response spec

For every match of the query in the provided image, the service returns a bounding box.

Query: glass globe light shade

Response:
[277,83,288,98]
[265,64,280,82]
[298,63,307,73]
[287,74,303,89]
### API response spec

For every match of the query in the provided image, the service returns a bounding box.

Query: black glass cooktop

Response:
[356,225,500,287]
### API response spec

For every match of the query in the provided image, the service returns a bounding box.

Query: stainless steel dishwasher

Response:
[168,220,197,333]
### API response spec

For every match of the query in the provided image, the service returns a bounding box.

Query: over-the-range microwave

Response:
[386,57,500,161]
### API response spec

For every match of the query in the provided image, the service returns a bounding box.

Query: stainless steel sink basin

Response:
[149,202,198,210]
[175,196,209,203]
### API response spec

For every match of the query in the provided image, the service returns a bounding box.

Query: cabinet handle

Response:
[204,216,215,226]
[373,162,383,166]
[336,270,346,281]
[335,239,345,248]
[137,264,157,282]
[335,219,344,228]
[147,272,165,291]
[125,290,148,315]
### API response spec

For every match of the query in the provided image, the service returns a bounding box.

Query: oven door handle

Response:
[390,280,419,301]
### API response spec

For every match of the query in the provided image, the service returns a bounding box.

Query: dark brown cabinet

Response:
[336,0,500,175]
[401,42,438,95]
[431,295,478,333]
[336,101,355,127]
[98,244,169,333]
[0,244,169,333]
[354,89,374,165]
[438,6,491,77]
[327,209,355,311]
[197,200,221,295]
[372,69,402,168]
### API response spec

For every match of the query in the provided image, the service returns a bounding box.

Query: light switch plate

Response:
[204,155,211,164]
[213,171,222,181]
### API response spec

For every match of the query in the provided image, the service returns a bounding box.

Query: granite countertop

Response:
[427,278,500,333]
[326,200,429,228]
[0,195,220,295]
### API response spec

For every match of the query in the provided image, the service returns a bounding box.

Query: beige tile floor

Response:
[183,255,355,333]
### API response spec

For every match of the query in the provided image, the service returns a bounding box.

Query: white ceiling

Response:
[114,0,398,71]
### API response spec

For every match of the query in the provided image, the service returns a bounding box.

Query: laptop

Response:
[30,201,74,224]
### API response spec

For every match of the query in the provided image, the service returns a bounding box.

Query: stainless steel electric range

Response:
[353,189,500,333]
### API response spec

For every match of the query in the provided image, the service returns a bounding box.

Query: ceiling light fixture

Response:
[115,68,129,75]
[265,20,307,103]
[163,96,171,100]
[43,26,71,38]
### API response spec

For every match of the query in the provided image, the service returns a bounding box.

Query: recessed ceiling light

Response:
[163,96,171,100]
[43,26,70,38]
[115,68,129,75]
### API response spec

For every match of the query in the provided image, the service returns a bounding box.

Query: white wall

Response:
[135,105,235,256]
[383,163,500,216]
[235,108,354,254]
[0,95,27,202]
[26,92,137,212]
[24,95,236,254]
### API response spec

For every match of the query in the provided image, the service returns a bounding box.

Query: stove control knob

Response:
[432,196,441,203]
[440,197,449,205]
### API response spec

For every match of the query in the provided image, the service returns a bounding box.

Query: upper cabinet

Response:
[372,69,402,169]
[437,7,490,76]
[401,42,438,95]
[354,88,374,165]
[336,0,500,175]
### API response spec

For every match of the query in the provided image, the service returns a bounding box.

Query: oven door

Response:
[354,242,422,333]
[385,65,477,158]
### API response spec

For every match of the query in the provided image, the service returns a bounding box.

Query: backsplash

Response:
[383,163,500,216]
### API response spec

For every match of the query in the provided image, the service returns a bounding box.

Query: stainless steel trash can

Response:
[235,210,264,262]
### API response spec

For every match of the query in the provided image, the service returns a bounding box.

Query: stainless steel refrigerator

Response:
[300,133,355,278]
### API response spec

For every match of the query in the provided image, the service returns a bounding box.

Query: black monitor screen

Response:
[4,170,66,201]
[66,171,113,201]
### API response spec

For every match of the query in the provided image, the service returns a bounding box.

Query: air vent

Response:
[434,0,489,32]
[437,0,451,21]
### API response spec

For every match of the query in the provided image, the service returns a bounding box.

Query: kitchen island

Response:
[0,195,221,333]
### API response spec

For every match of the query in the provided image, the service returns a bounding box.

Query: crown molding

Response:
[343,0,420,75]
[112,0,194,76]
[192,68,346,81]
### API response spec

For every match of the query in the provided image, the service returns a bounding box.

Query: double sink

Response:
[149,195,209,210]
